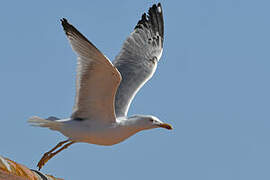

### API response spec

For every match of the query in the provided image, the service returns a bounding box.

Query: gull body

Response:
[28,3,172,169]
[45,115,164,146]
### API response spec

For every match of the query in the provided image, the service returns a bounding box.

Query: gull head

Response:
[128,115,173,130]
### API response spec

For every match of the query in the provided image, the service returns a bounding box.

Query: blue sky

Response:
[0,0,270,179]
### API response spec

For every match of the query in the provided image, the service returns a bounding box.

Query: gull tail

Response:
[28,116,62,131]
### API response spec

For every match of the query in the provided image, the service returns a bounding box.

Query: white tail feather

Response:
[28,116,62,131]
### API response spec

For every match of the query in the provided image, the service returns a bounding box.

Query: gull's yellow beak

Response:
[158,123,173,130]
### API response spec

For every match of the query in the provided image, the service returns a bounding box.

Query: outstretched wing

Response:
[113,3,164,117]
[61,18,121,123]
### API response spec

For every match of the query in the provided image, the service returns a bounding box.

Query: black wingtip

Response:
[59,17,96,46]
[60,18,68,25]
[134,3,164,41]
[60,18,69,31]
[157,3,162,13]
[149,3,162,14]
[60,18,76,36]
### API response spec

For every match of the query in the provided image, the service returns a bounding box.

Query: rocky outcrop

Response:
[0,155,62,180]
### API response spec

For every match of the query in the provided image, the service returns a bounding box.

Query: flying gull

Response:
[29,3,172,170]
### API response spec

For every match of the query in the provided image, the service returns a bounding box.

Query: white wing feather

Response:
[61,19,121,123]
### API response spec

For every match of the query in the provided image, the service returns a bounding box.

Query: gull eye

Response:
[149,119,154,123]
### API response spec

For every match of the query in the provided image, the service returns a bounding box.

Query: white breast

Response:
[59,120,139,146]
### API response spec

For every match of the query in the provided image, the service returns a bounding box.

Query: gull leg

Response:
[37,139,75,170]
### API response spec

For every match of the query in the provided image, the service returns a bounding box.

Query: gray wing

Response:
[113,3,164,117]
[61,19,121,123]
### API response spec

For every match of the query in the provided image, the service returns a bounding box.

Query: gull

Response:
[29,3,172,170]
